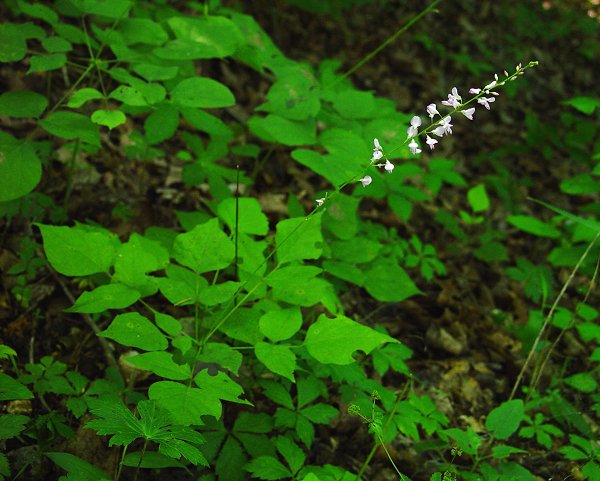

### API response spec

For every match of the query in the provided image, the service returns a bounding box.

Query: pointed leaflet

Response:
[305,314,398,365]
[485,399,524,440]
[66,283,140,313]
[98,312,167,351]
[173,218,234,273]
[149,381,222,424]
[275,213,323,264]
[255,342,296,382]
[0,137,41,202]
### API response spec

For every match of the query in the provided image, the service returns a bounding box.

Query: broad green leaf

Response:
[444,427,482,456]
[171,77,235,108]
[249,114,316,146]
[173,218,234,273]
[67,88,104,108]
[275,213,323,264]
[91,109,126,130]
[564,372,597,393]
[199,281,239,306]
[507,215,561,238]
[17,1,59,24]
[180,108,233,138]
[149,381,221,423]
[41,36,72,53]
[37,224,117,276]
[0,139,41,202]
[118,18,168,46]
[305,314,397,364]
[154,312,181,337]
[245,456,291,481]
[0,91,47,118]
[0,23,27,62]
[194,370,251,407]
[276,436,305,475]
[109,85,147,107]
[217,197,269,236]
[133,63,178,81]
[39,111,100,146]
[145,104,179,144]
[0,414,29,440]
[27,53,66,73]
[255,342,296,382]
[128,351,191,380]
[332,89,375,119]
[266,265,332,307]
[196,342,243,375]
[99,312,167,351]
[46,452,110,481]
[563,96,600,115]
[491,445,528,459]
[259,307,302,342]
[69,0,132,18]
[322,194,359,240]
[0,373,33,401]
[66,283,140,313]
[155,16,243,60]
[467,184,489,212]
[560,174,600,195]
[485,399,524,440]
[364,262,421,302]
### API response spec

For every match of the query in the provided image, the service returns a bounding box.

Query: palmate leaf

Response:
[87,399,208,466]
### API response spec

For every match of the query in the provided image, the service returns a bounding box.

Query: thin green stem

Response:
[334,0,443,87]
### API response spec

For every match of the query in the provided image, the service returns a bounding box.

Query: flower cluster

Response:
[314,61,537,199]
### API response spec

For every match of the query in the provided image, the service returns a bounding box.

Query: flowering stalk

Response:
[315,61,538,202]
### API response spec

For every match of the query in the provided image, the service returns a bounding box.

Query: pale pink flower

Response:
[384,159,394,174]
[407,116,422,138]
[408,138,421,155]
[426,103,439,119]
[425,135,438,150]
[477,97,496,110]
[360,176,372,187]
[461,108,475,120]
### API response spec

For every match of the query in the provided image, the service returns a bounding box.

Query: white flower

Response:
[433,115,453,137]
[484,75,498,91]
[371,149,383,162]
[316,198,325,207]
[384,159,394,173]
[407,115,422,138]
[408,138,421,155]
[373,138,382,151]
[461,108,475,120]
[442,87,462,108]
[360,176,372,187]
[477,96,495,110]
[469,88,481,95]
[425,135,437,150]
[426,103,439,119]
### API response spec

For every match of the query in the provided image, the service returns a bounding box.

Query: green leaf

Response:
[276,436,305,475]
[563,96,600,115]
[145,104,179,144]
[41,36,72,53]
[69,0,132,18]
[39,111,100,146]
[217,197,269,236]
[0,23,27,62]
[266,265,332,307]
[259,307,303,342]
[300,403,337,424]
[322,194,360,240]
[67,88,104,108]
[0,414,29,440]
[154,312,181,337]
[245,456,291,481]
[91,109,127,130]
[17,1,59,24]
[485,399,524,440]
[199,281,239,306]
[255,342,296,382]
[37,224,117,276]
[155,16,243,60]
[332,89,375,119]
[109,85,148,107]
[46,452,111,481]
[0,373,33,401]
[27,53,66,73]
[0,91,48,118]
[123,451,183,469]
[118,18,168,46]
[0,139,41,202]
[66,283,140,313]
[128,351,191,380]
[560,174,600,195]
[194,370,251,407]
[149,381,221,423]
[491,444,528,459]
[364,261,421,302]
[564,372,598,393]
[98,312,168,351]
[171,77,235,108]
[173,218,235,274]
[196,342,243,375]
[113,233,168,293]
[506,215,561,238]
[467,184,489,212]
[305,314,397,365]
[249,114,316,146]
[275,213,323,264]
